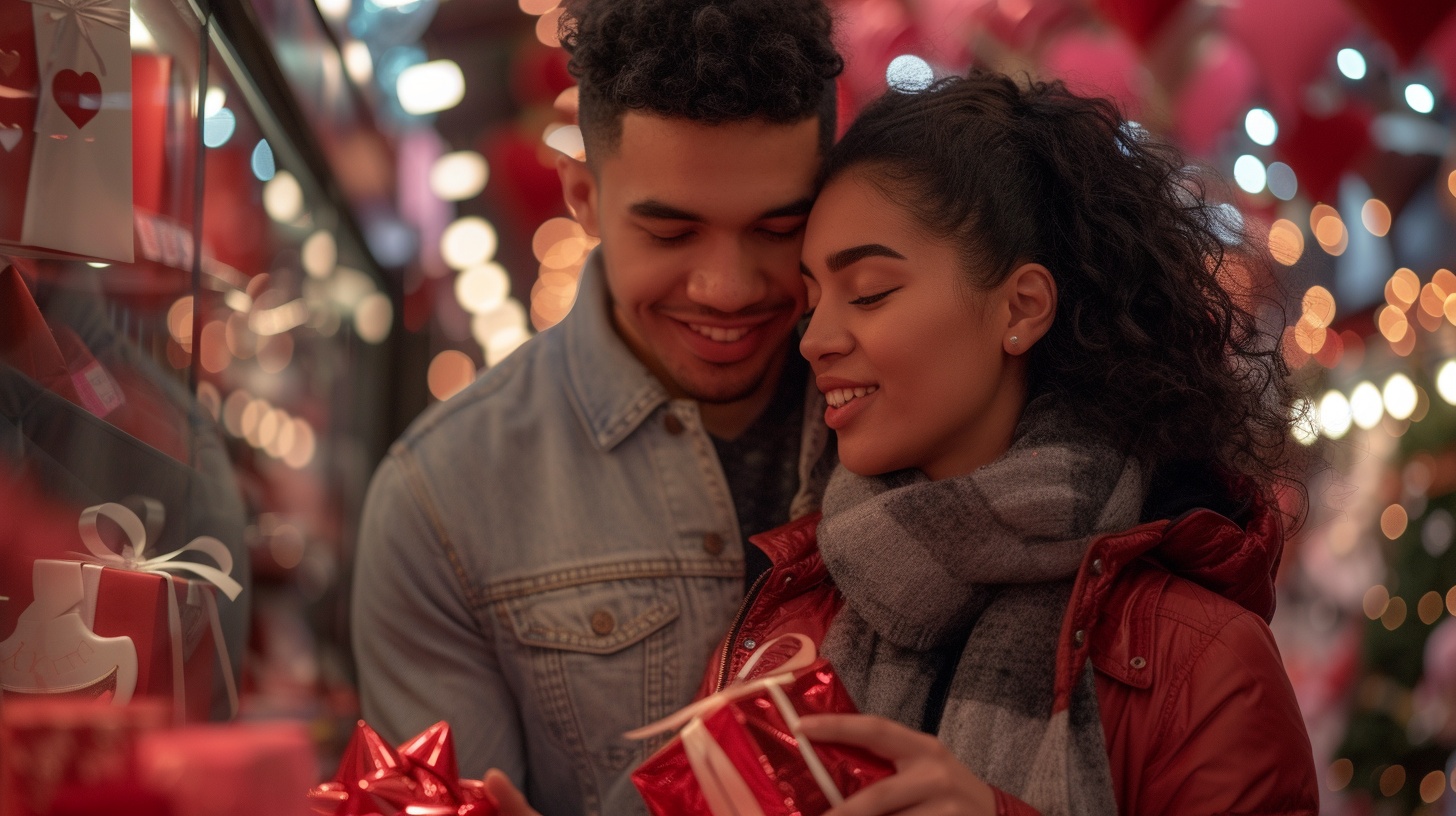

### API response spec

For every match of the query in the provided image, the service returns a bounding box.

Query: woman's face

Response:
[800,171,1030,480]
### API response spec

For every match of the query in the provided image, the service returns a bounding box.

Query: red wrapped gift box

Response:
[631,636,894,816]
[137,721,318,816]
[308,720,499,816]
[0,696,171,816]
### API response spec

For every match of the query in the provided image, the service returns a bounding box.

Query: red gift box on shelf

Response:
[0,501,241,723]
[0,696,172,816]
[308,720,500,816]
[629,634,895,816]
[137,721,318,816]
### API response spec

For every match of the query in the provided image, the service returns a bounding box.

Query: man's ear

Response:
[556,155,600,238]
[1002,262,1057,355]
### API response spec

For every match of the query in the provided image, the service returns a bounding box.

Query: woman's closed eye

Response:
[851,287,901,306]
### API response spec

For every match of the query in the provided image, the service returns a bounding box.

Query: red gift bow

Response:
[308,721,498,816]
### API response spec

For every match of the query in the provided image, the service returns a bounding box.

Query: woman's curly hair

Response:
[558,0,842,157]
[825,71,1303,522]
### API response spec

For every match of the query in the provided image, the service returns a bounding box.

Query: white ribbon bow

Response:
[21,0,129,76]
[627,634,845,816]
[74,501,241,722]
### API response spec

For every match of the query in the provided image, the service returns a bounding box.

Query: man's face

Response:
[568,113,821,404]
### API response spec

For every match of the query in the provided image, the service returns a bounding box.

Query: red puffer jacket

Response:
[695,502,1319,815]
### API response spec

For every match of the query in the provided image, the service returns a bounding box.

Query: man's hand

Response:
[484,769,543,816]
[797,713,997,816]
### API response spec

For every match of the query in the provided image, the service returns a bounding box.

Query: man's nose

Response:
[686,240,770,313]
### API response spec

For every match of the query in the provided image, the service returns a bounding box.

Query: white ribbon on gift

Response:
[20,0,129,76]
[72,501,242,723]
[626,633,846,816]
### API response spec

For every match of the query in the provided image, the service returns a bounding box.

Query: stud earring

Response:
[1009,336,1020,345]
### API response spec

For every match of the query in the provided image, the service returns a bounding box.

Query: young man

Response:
[351,2,842,813]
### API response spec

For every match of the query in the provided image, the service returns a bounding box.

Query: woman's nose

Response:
[798,304,852,363]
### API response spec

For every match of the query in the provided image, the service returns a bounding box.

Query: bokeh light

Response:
[1268,219,1304,266]
[886,55,934,92]
[264,171,304,223]
[1405,83,1436,114]
[397,60,465,115]
[1233,155,1266,194]
[354,293,393,344]
[1383,373,1417,421]
[1266,162,1297,200]
[303,231,338,278]
[1360,199,1391,237]
[1350,381,1383,430]
[1336,48,1366,80]
[455,263,511,315]
[428,350,476,401]
[441,217,499,270]
[1381,504,1409,539]
[1319,389,1352,439]
[430,151,490,201]
[1437,360,1456,405]
[1244,108,1277,146]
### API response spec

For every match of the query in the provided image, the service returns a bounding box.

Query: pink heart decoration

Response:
[1225,0,1355,122]
[0,123,20,153]
[51,69,102,129]
[1093,0,1188,49]
[1042,29,1148,119]
[0,49,20,77]
[1343,0,1456,65]
[1174,37,1257,158]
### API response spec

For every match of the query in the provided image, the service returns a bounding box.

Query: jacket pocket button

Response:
[1073,629,1086,647]
[664,414,685,435]
[703,533,725,556]
[1129,656,1147,669]
[590,610,616,636]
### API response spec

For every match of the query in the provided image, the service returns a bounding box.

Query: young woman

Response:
[693,71,1319,815]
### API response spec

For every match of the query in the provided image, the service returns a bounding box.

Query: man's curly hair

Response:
[824,71,1307,527]
[558,0,843,158]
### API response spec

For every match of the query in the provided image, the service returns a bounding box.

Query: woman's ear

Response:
[1002,263,1056,355]
[556,155,600,238]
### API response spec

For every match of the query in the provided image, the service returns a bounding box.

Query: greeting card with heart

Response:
[0,0,133,262]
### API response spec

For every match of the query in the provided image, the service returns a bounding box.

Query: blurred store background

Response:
[2,0,1456,813]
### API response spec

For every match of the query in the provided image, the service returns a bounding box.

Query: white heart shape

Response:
[0,123,21,153]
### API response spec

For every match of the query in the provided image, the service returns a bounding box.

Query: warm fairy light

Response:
[315,0,349,22]
[397,60,465,115]
[1391,268,1421,307]
[167,296,194,348]
[553,86,579,116]
[196,382,221,421]
[1314,215,1347,255]
[442,217,499,270]
[1291,398,1318,445]
[264,172,304,223]
[1449,170,1456,199]
[240,398,268,444]
[1350,381,1383,430]
[303,231,337,279]
[257,333,294,374]
[1363,585,1391,619]
[1233,155,1266,194]
[530,274,580,330]
[473,299,529,350]
[455,263,511,315]
[533,218,588,266]
[199,321,230,373]
[1421,283,1446,317]
[1328,759,1354,791]
[486,326,531,367]
[1377,305,1409,344]
[354,293,393,344]
[1268,220,1303,266]
[1381,597,1408,631]
[224,314,253,360]
[1438,360,1456,405]
[430,151,490,201]
[1384,373,1417,421]
[256,408,282,450]
[1449,586,1456,616]
[1319,389,1352,439]
[1381,504,1409,539]
[1293,320,1325,355]
[283,419,316,469]
[1360,199,1391,237]
[519,0,559,13]
[428,350,476,401]
[536,7,565,46]
[1421,770,1446,804]
[1302,286,1335,327]
[344,41,373,86]
[1244,108,1277,146]
[223,391,250,437]
[1434,269,1456,298]
[1420,592,1444,625]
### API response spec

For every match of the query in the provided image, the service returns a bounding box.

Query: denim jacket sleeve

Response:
[352,446,527,782]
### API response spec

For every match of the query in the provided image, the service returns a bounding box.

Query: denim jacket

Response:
[352,252,834,815]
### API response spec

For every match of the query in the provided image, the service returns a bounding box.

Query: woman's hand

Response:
[484,770,543,816]
[797,713,997,816]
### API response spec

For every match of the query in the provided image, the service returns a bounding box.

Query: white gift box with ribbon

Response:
[1,0,133,262]
[0,500,240,723]
[627,634,850,816]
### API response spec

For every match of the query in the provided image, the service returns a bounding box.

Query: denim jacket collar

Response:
[561,251,671,451]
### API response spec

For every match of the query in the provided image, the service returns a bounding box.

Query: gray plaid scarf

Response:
[818,397,1145,816]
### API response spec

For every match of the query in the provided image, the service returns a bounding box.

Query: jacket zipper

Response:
[714,568,772,693]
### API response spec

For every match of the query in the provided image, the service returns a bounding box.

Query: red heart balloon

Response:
[1274,101,1374,204]
[1344,0,1456,64]
[51,69,102,129]
[1226,0,1355,122]
[1094,0,1188,48]
[1174,37,1258,158]
[1042,29,1148,119]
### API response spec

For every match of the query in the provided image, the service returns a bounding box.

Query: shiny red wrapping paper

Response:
[632,660,894,816]
[308,720,499,816]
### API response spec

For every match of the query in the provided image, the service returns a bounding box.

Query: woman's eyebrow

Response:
[826,243,906,272]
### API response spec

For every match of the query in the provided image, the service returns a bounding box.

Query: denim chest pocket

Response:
[501,577,686,803]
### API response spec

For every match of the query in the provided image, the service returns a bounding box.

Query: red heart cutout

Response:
[51,69,102,129]
[1344,0,1456,64]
